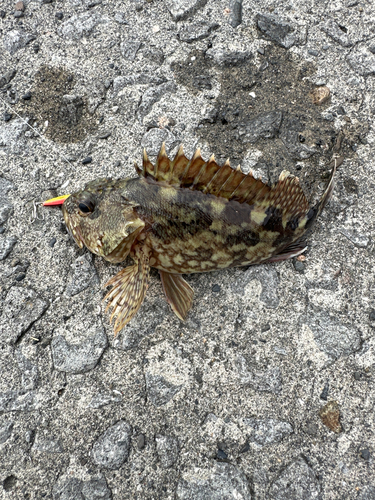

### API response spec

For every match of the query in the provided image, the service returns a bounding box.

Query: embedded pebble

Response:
[319,400,342,433]
[321,19,353,48]
[3,30,35,54]
[52,476,112,500]
[92,420,131,470]
[0,287,48,344]
[269,458,321,499]
[236,355,282,393]
[256,13,302,49]
[310,86,330,105]
[0,422,13,444]
[65,254,99,297]
[57,12,102,40]
[179,22,219,43]
[0,178,13,224]
[176,462,251,499]
[304,308,361,362]
[155,435,179,468]
[240,418,293,446]
[0,236,17,260]
[165,0,209,21]
[51,327,107,374]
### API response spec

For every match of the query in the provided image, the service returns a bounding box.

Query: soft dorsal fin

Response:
[134,144,311,215]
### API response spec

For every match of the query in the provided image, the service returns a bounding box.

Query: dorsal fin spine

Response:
[203,162,225,193]
[218,169,236,196]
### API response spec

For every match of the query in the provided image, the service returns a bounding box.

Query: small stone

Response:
[178,22,219,43]
[52,477,112,500]
[257,47,265,55]
[42,0,53,4]
[347,41,375,76]
[212,284,221,293]
[293,260,305,273]
[55,12,64,20]
[145,372,183,406]
[217,448,228,459]
[0,422,13,444]
[269,458,321,499]
[49,237,57,248]
[339,229,369,248]
[138,81,176,121]
[0,177,14,225]
[57,12,101,40]
[156,435,179,468]
[3,476,17,492]
[166,0,209,21]
[369,310,375,321]
[15,2,25,11]
[319,400,342,433]
[14,11,24,18]
[120,38,141,61]
[3,113,12,122]
[304,308,361,362]
[256,13,302,49]
[114,12,128,24]
[98,131,111,139]
[236,356,282,393]
[15,273,26,281]
[0,236,17,260]
[308,49,319,56]
[310,86,330,105]
[32,433,64,453]
[320,382,329,400]
[137,434,145,450]
[360,449,370,461]
[229,0,242,28]
[241,418,293,446]
[51,327,107,374]
[82,156,92,164]
[0,10,5,18]
[3,30,36,55]
[237,111,282,144]
[141,128,177,156]
[65,254,99,297]
[92,420,131,470]
[176,462,251,499]
[321,19,353,47]
[354,371,362,381]
[87,391,122,409]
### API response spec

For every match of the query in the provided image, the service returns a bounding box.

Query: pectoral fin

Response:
[160,271,194,321]
[103,250,150,334]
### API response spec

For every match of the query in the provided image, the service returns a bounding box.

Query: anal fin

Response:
[103,250,150,334]
[160,271,194,321]
[266,239,307,263]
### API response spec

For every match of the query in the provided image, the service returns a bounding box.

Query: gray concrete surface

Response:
[0,0,374,498]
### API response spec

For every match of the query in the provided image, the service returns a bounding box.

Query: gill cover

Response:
[61,178,145,263]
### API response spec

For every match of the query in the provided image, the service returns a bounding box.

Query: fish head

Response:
[62,178,145,263]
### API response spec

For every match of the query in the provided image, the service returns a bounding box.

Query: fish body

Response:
[61,144,335,332]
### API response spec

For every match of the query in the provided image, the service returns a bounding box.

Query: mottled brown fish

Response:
[56,144,335,333]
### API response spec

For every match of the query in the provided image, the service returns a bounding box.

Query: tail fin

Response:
[305,161,337,229]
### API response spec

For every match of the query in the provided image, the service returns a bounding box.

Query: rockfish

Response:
[45,144,335,334]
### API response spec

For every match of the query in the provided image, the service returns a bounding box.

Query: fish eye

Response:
[77,193,95,215]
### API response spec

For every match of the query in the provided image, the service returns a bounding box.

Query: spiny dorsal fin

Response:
[137,144,314,216]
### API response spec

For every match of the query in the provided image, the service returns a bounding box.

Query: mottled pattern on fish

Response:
[61,144,336,333]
